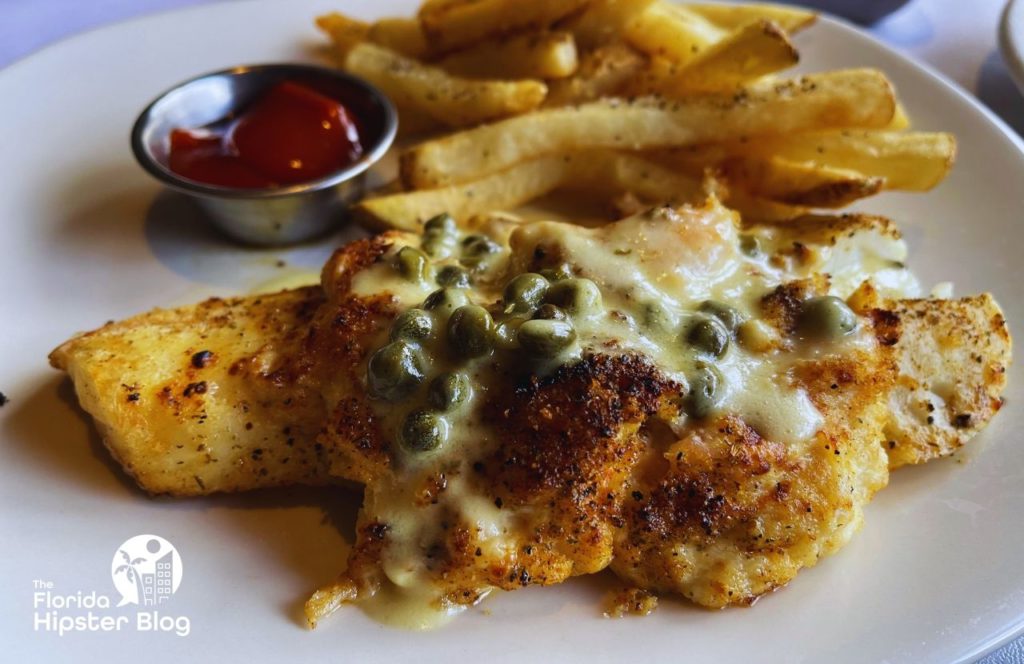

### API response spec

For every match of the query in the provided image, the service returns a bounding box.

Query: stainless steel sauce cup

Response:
[131,64,397,245]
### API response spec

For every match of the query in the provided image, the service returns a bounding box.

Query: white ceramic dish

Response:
[2,2,1023,662]
[1002,0,1024,95]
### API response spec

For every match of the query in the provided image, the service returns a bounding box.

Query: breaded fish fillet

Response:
[49,287,331,495]
[50,203,1010,628]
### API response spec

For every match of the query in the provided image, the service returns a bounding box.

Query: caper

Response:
[686,363,724,419]
[460,234,501,267]
[436,265,470,288]
[428,372,471,411]
[401,409,448,452]
[394,246,429,283]
[545,278,603,319]
[686,315,730,358]
[367,341,426,401]
[533,303,567,321]
[698,300,744,333]
[422,232,456,260]
[423,212,457,235]
[640,301,673,332]
[539,263,573,282]
[447,305,495,357]
[798,296,859,340]
[390,308,434,343]
[423,288,470,316]
[517,319,577,356]
[494,317,526,350]
[503,273,549,314]
[739,234,762,257]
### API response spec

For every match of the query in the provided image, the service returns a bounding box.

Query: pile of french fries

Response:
[316,0,956,231]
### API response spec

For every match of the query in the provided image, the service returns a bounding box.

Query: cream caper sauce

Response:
[348,204,922,627]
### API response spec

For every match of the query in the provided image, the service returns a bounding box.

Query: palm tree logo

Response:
[113,549,147,605]
[111,534,183,607]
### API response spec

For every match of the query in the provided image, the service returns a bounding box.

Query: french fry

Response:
[420,0,589,53]
[686,2,818,34]
[724,156,884,208]
[439,31,579,80]
[367,17,429,59]
[417,0,470,18]
[565,0,657,49]
[745,130,955,191]
[402,69,897,188]
[544,42,646,106]
[628,19,799,95]
[665,130,956,191]
[357,150,703,231]
[888,102,910,129]
[355,154,574,231]
[623,3,727,66]
[316,13,369,57]
[343,42,547,128]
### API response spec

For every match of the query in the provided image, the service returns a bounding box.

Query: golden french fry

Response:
[623,3,727,65]
[439,31,579,80]
[887,102,910,129]
[724,155,884,208]
[343,42,547,128]
[357,149,703,231]
[629,19,799,95]
[673,130,956,191]
[544,42,646,106]
[417,0,469,17]
[751,131,955,191]
[402,69,897,188]
[316,12,370,57]
[420,0,589,53]
[565,0,657,49]
[367,17,429,59]
[355,154,574,231]
[686,2,818,33]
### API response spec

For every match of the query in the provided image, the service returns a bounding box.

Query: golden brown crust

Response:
[48,287,330,496]
[610,347,893,607]
[883,294,1012,467]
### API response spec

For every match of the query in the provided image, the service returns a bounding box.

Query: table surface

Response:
[2,1,1022,662]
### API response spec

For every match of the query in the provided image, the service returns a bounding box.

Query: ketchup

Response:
[168,81,364,189]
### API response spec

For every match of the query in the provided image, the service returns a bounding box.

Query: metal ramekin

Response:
[131,64,397,246]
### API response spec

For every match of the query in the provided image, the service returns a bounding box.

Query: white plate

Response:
[2,2,1023,662]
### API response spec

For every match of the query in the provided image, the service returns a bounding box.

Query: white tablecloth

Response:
[2,1,1021,661]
